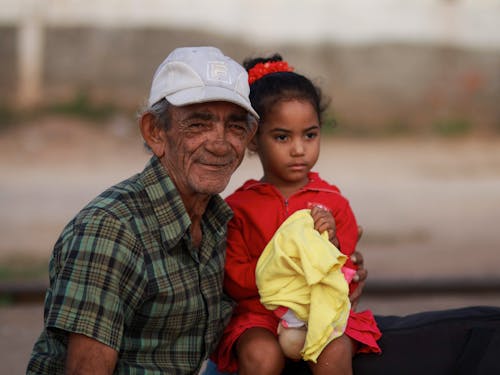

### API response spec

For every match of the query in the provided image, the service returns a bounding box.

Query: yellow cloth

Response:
[255,209,351,362]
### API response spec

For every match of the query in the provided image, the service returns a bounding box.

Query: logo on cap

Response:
[207,61,231,84]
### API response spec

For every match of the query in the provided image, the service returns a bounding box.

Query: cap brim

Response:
[165,86,259,119]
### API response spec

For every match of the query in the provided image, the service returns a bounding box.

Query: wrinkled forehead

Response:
[170,101,256,129]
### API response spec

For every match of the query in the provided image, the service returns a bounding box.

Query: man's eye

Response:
[228,122,248,134]
[188,122,207,129]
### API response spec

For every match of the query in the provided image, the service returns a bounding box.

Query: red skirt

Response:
[211,306,382,373]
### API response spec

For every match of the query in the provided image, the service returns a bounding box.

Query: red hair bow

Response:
[248,61,294,84]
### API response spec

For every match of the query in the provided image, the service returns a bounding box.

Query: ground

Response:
[1,116,499,373]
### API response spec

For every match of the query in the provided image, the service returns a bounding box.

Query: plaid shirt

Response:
[28,156,234,374]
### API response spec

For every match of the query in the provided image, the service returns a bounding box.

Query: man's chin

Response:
[192,176,231,195]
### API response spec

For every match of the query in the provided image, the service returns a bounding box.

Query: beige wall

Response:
[1,25,499,133]
[1,0,499,132]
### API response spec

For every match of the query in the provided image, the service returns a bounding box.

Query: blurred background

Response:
[1,0,500,373]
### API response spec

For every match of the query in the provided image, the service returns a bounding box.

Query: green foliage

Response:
[322,114,480,138]
[0,258,48,282]
[320,113,338,135]
[432,118,472,137]
[321,112,415,138]
[0,105,17,131]
[45,92,116,121]
[0,258,48,305]
[0,92,117,133]
[323,121,412,138]
[382,120,413,136]
[0,296,14,306]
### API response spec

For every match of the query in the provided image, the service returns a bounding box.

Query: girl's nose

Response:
[291,139,305,156]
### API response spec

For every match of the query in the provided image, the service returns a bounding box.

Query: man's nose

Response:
[207,124,231,154]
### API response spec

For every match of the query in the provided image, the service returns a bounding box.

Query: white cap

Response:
[148,46,259,119]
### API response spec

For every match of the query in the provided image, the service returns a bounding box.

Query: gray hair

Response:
[140,98,172,130]
[138,99,172,152]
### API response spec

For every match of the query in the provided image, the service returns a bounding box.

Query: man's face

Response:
[160,101,256,197]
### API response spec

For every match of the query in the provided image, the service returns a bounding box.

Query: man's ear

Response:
[247,132,259,152]
[140,113,165,157]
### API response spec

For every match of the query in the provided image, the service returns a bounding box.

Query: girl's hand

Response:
[309,204,340,248]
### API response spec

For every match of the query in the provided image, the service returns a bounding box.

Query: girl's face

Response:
[251,99,320,196]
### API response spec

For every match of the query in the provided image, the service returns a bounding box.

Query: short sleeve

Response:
[45,210,146,350]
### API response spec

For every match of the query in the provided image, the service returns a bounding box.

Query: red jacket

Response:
[213,173,380,372]
[224,172,359,310]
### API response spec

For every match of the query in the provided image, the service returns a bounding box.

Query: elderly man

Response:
[27,46,259,375]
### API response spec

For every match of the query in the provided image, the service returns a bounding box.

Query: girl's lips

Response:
[288,163,308,171]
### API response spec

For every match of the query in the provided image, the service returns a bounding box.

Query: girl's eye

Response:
[306,132,318,140]
[275,134,288,141]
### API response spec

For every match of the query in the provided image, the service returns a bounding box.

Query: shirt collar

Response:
[141,156,232,249]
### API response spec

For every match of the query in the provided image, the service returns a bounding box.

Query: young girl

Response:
[211,54,381,375]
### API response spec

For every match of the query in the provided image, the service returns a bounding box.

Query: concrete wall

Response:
[1,25,499,132]
[0,27,17,102]
[1,0,500,132]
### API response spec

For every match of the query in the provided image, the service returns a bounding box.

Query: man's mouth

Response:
[199,159,233,169]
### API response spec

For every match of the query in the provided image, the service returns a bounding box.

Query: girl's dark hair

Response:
[243,53,329,125]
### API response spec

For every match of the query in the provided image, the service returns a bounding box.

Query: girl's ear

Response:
[140,113,166,157]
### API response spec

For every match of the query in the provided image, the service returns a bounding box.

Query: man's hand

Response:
[310,204,340,248]
[349,226,368,311]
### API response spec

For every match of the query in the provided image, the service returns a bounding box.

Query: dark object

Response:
[282,306,500,375]
[356,306,500,375]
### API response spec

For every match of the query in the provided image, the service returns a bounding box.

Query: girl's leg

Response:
[236,327,285,375]
[308,335,354,375]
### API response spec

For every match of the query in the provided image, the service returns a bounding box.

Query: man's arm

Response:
[349,226,368,311]
[65,333,118,375]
